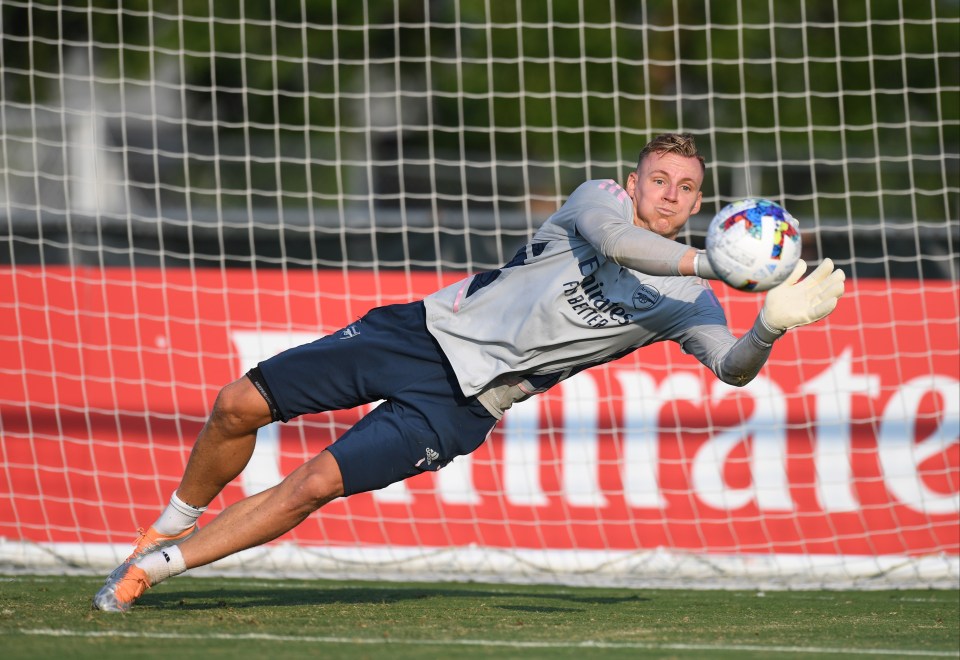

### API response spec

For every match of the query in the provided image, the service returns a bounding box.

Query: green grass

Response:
[1,575,957,659]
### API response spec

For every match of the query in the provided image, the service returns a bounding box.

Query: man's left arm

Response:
[681,259,846,386]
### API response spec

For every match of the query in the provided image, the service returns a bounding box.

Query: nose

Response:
[663,184,678,202]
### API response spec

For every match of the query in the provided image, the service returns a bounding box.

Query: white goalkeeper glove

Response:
[760,258,846,334]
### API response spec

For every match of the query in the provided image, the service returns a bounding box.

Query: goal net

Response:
[1,1,957,589]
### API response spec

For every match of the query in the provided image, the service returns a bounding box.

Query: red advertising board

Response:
[1,266,958,557]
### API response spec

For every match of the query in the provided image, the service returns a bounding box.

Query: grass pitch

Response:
[1,575,957,659]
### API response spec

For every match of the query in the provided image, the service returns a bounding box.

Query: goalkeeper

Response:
[94,133,845,612]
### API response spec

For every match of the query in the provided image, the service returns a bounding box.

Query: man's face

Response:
[625,151,703,239]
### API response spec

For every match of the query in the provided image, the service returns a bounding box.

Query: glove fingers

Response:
[808,297,839,323]
[764,258,844,332]
[806,271,845,325]
[781,259,808,287]
[816,271,846,300]
[803,258,835,285]
[827,265,846,288]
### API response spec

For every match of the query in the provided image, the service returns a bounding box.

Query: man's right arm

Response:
[576,206,718,279]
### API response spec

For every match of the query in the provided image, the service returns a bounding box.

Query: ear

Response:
[691,190,702,215]
[625,171,638,196]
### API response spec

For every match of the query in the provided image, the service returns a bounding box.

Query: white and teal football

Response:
[705,198,802,292]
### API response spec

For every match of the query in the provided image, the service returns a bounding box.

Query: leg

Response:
[104,375,274,577]
[92,449,344,612]
[177,375,275,507]
[92,303,496,611]
[178,449,344,569]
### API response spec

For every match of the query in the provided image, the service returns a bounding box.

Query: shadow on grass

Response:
[141,581,651,612]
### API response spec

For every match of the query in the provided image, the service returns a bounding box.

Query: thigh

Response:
[326,397,497,496]
[326,399,438,495]
[256,303,433,421]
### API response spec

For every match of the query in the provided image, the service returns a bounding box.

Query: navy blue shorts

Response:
[250,301,497,496]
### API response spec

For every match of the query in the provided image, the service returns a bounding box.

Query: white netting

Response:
[1,1,957,588]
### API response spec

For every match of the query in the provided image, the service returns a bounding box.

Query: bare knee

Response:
[209,376,274,437]
[283,451,345,512]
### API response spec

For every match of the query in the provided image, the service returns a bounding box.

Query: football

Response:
[705,198,802,292]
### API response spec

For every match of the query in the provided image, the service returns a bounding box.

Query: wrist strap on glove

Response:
[693,250,717,280]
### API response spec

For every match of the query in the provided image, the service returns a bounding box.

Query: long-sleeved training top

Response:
[423,178,781,419]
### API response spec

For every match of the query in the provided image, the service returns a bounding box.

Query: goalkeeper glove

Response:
[760,258,845,335]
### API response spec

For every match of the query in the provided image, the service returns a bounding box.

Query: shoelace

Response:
[116,568,150,603]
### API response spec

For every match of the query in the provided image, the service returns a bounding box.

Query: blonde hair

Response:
[636,133,705,174]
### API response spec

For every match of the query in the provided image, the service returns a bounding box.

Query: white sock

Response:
[134,545,187,586]
[153,491,207,536]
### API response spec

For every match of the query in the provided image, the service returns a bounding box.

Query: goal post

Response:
[1,1,957,589]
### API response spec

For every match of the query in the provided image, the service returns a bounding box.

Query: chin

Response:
[655,223,678,237]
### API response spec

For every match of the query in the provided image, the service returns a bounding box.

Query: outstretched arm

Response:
[685,259,846,386]
[577,207,708,276]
